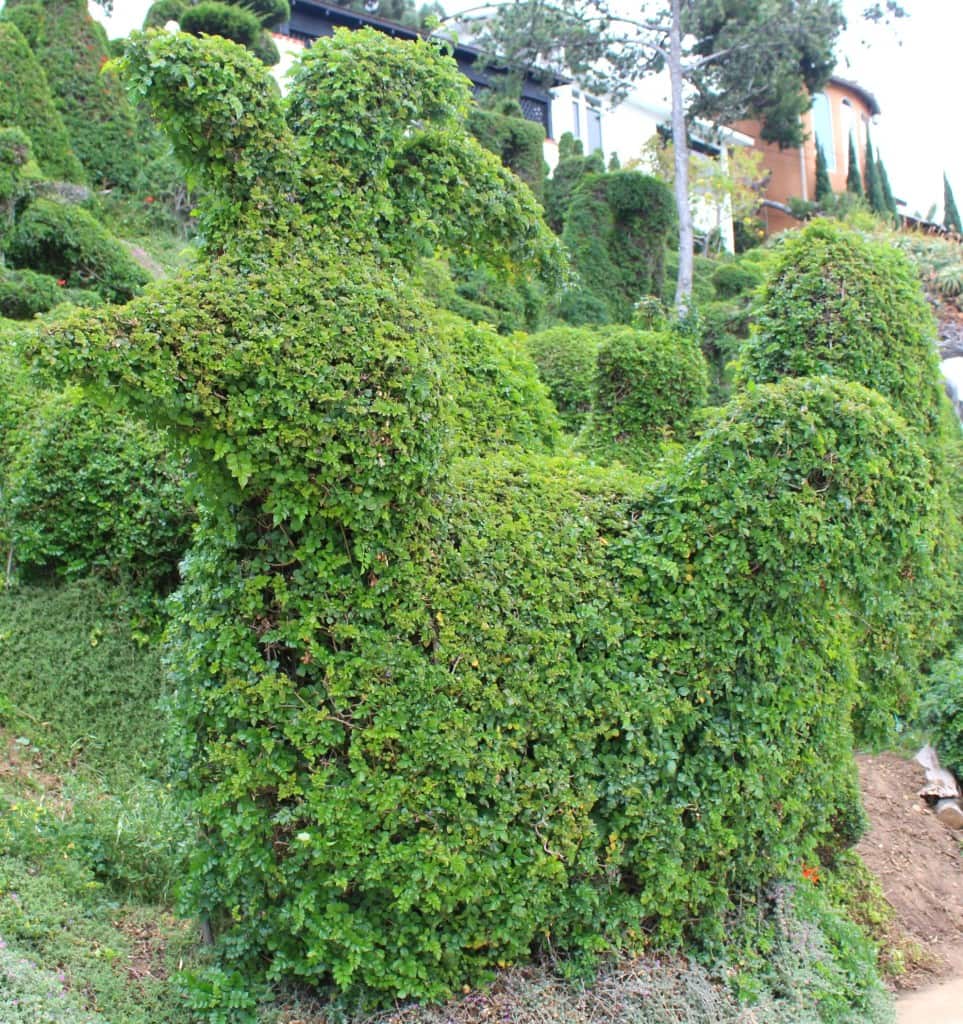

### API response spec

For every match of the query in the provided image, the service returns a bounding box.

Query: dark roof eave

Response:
[289,0,569,86]
[828,74,881,117]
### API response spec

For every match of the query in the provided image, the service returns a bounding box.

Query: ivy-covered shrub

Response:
[525,325,601,431]
[27,31,950,1012]
[441,310,560,455]
[0,267,64,319]
[577,325,709,469]
[2,386,192,589]
[468,99,546,200]
[0,21,84,182]
[563,171,675,323]
[4,0,140,189]
[711,259,765,299]
[919,646,963,780]
[737,221,947,438]
[8,198,150,302]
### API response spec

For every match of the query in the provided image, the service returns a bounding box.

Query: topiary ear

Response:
[119,30,298,233]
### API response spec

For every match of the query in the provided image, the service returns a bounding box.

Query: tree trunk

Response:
[669,0,693,312]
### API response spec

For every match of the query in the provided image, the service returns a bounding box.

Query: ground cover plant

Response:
[19,26,954,1022]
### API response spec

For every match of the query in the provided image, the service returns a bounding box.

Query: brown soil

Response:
[856,752,963,991]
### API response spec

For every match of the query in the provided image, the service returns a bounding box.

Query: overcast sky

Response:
[92,0,961,218]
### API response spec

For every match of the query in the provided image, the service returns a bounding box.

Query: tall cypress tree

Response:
[864,131,886,214]
[945,173,963,234]
[877,149,898,217]
[814,141,831,201]
[846,134,863,196]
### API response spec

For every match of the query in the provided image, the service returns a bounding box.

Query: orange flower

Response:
[56,279,67,287]
[144,195,155,204]
[801,864,820,885]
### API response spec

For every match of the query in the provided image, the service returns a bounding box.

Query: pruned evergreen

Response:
[814,141,831,201]
[864,131,886,214]
[945,172,962,234]
[877,148,898,216]
[846,133,863,196]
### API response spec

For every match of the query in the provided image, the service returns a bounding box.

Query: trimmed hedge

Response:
[0,21,84,182]
[577,324,709,469]
[526,325,602,432]
[4,0,140,189]
[562,170,675,323]
[8,198,150,302]
[544,133,604,233]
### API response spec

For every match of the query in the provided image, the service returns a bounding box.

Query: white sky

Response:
[91,0,962,218]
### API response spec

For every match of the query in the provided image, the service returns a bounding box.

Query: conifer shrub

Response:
[562,171,674,322]
[0,21,84,182]
[180,2,263,51]
[144,0,188,27]
[0,267,63,319]
[543,133,604,233]
[577,325,709,469]
[526,325,601,431]
[441,311,560,455]
[4,0,140,189]
[8,198,150,302]
[26,31,951,1012]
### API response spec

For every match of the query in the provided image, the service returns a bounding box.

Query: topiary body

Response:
[26,30,953,1011]
[0,22,84,183]
[526,325,601,431]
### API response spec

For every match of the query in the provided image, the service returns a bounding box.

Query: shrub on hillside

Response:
[468,99,546,200]
[4,0,140,189]
[543,133,604,233]
[919,646,963,780]
[577,324,709,468]
[737,220,947,437]
[562,170,674,322]
[0,21,84,182]
[0,267,64,318]
[8,198,150,302]
[525,325,601,431]
[2,386,192,589]
[441,311,560,455]
[711,259,765,299]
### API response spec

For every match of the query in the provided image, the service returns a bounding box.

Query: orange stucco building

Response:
[734,76,881,235]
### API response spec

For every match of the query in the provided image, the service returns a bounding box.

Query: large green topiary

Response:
[526,325,602,431]
[577,325,709,469]
[543,132,604,233]
[4,0,140,189]
[25,30,953,1013]
[8,198,149,302]
[562,170,675,323]
[0,22,84,182]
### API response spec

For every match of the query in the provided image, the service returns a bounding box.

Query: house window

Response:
[586,104,602,153]
[572,99,581,140]
[812,92,835,171]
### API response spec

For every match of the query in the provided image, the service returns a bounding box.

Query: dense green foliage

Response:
[945,173,962,234]
[0,266,68,318]
[468,99,546,200]
[21,29,946,1017]
[711,259,765,299]
[920,645,963,780]
[544,133,604,233]
[148,0,290,64]
[845,134,862,196]
[577,325,709,469]
[815,142,831,201]
[8,198,150,302]
[525,325,601,431]
[0,22,84,182]
[561,170,674,322]
[864,133,886,215]
[4,0,140,189]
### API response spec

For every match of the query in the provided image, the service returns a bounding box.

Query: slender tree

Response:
[846,133,863,196]
[864,130,886,213]
[944,173,962,234]
[877,149,898,216]
[815,141,831,201]
[462,0,845,310]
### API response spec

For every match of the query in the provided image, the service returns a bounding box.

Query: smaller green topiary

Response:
[144,0,188,27]
[711,259,765,299]
[181,2,263,50]
[577,324,709,469]
[468,100,546,200]
[920,646,963,781]
[526,325,602,431]
[8,198,150,302]
[0,267,64,319]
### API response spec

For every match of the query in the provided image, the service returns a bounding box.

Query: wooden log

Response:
[935,799,963,829]
[915,745,961,800]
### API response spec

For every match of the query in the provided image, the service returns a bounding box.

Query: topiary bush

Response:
[4,0,140,190]
[468,99,546,201]
[736,220,947,438]
[441,310,560,455]
[8,198,150,302]
[577,324,709,469]
[26,31,951,1012]
[562,170,675,323]
[0,267,63,319]
[0,21,84,183]
[543,133,604,233]
[711,259,765,299]
[2,386,192,589]
[180,2,263,51]
[525,325,602,431]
